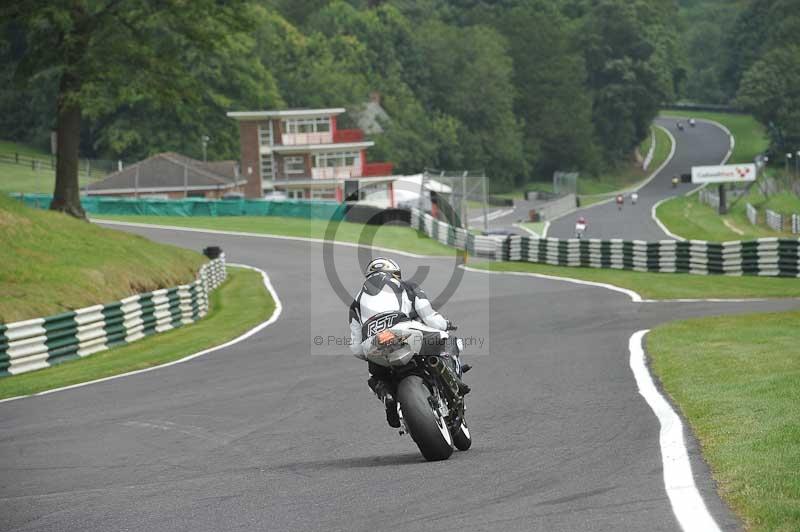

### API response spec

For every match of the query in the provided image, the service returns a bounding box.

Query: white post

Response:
[184,163,188,198]
[482,174,488,232]
[134,165,140,198]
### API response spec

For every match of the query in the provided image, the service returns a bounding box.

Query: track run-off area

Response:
[2,117,795,532]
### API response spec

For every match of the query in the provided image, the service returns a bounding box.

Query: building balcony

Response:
[311,166,361,180]
[362,162,394,177]
[281,132,333,145]
[333,129,365,143]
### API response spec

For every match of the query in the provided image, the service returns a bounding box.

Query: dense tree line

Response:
[679,0,800,154]
[1,0,683,214]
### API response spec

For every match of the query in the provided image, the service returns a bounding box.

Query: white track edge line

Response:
[92,219,452,260]
[628,330,722,532]
[460,265,643,302]
[0,264,283,404]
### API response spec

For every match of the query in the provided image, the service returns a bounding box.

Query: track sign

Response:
[691,164,756,184]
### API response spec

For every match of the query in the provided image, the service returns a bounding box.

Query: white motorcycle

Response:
[364,313,472,461]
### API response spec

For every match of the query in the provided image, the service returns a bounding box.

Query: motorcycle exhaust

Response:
[426,356,465,404]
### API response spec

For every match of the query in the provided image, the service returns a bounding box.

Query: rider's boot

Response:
[368,377,401,428]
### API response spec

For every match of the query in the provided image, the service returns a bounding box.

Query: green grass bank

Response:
[656,190,797,242]
[647,311,800,531]
[0,140,105,194]
[470,261,800,300]
[0,267,274,399]
[0,193,205,322]
[96,215,457,256]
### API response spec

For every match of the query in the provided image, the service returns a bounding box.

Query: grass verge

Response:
[0,193,205,322]
[95,215,456,256]
[469,260,800,300]
[647,311,800,531]
[659,110,768,164]
[655,191,795,242]
[0,267,274,399]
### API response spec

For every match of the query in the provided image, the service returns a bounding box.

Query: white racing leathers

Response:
[349,272,449,362]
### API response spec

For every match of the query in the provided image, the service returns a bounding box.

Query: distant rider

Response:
[616,194,624,210]
[349,257,469,427]
[575,216,587,238]
[631,191,639,205]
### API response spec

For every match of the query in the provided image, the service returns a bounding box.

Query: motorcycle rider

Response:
[349,257,469,428]
[575,215,587,238]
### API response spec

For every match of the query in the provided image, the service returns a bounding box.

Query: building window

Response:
[258,123,273,146]
[310,188,336,200]
[282,117,331,134]
[260,154,273,179]
[284,156,305,175]
[287,189,305,199]
[313,151,359,168]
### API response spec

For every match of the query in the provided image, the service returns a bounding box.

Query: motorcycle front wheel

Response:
[452,419,472,451]
[398,376,453,461]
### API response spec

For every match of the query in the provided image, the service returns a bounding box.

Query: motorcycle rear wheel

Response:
[398,376,453,461]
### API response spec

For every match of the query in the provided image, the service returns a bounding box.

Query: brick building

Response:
[226,108,395,203]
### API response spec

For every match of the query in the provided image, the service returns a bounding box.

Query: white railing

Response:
[746,203,758,225]
[311,166,360,179]
[699,188,720,210]
[765,209,783,232]
[281,132,333,146]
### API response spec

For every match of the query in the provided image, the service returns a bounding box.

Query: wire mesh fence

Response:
[417,169,489,230]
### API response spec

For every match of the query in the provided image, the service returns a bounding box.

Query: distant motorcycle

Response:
[575,218,587,239]
[364,317,471,461]
[689,118,696,127]
[676,121,685,131]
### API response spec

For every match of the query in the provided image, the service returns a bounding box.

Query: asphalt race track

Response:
[1,224,797,531]
[548,117,732,240]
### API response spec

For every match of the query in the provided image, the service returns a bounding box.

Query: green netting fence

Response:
[9,194,346,220]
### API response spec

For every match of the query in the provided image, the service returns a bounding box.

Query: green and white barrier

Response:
[410,208,800,277]
[0,256,226,377]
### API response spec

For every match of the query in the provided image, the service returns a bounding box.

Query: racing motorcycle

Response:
[365,313,472,461]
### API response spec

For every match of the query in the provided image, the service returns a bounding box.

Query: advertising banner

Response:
[691,164,757,184]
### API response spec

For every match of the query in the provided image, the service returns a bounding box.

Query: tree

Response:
[499,1,596,178]
[737,45,800,153]
[416,21,525,187]
[582,0,673,163]
[5,0,256,218]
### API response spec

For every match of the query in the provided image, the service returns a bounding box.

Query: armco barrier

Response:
[410,208,800,278]
[11,194,346,221]
[0,257,227,377]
